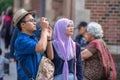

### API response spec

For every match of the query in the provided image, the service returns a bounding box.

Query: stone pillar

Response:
[46,0,75,26]
[75,0,90,26]
[51,0,63,21]
[63,0,75,21]
[23,0,32,10]
[13,0,32,13]
[74,0,90,38]
[46,0,54,25]
[13,0,22,13]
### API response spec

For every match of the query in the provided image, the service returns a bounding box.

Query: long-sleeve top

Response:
[52,43,83,80]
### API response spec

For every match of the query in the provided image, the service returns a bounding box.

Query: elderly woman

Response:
[81,22,116,80]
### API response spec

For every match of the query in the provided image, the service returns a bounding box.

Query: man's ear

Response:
[20,23,25,29]
[21,23,24,25]
[21,23,25,28]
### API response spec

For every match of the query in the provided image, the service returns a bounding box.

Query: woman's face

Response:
[66,22,74,36]
[84,32,93,42]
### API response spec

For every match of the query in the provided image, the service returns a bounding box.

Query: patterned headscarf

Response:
[53,18,75,80]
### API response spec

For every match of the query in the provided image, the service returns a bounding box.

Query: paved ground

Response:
[4,62,17,80]
[0,37,17,80]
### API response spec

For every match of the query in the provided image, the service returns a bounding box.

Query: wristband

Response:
[47,39,52,41]
[47,37,52,41]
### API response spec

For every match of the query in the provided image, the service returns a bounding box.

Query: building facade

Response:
[13,0,120,44]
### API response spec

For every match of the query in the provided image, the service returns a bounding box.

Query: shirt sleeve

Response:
[15,37,37,55]
[87,47,98,55]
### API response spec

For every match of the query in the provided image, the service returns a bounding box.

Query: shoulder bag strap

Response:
[19,61,34,80]
[74,43,77,80]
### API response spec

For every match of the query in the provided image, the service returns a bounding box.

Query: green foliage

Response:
[0,0,13,13]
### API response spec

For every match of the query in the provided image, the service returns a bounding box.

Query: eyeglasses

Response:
[23,19,36,23]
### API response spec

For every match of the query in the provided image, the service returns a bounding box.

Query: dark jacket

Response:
[74,35,87,48]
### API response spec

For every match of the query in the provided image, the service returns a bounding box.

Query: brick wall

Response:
[85,0,120,45]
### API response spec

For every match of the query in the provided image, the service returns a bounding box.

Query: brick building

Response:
[85,0,120,45]
[13,0,120,45]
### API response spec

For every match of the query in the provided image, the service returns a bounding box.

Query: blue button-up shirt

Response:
[9,24,41,60]
[15,33,42,80]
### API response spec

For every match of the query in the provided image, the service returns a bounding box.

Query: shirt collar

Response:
[20,32,34,38]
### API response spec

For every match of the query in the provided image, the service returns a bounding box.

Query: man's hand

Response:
[47,25,53,40]
[39,17,49,31]
[9,58,15,62]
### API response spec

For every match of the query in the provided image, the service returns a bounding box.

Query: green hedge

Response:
[0,0,13,13]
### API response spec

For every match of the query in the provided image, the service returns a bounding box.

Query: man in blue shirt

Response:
[9,24,41,61]
[9,24,41,79]
[13,9,53,80]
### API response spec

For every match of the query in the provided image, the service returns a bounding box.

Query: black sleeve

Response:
[76,43,83,80]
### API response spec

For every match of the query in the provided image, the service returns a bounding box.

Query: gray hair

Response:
[87,22,103,38]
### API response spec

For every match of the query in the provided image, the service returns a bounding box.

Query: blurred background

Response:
[0,0,120,80]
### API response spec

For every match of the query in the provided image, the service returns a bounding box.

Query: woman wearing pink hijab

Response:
[52,18,83,80]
